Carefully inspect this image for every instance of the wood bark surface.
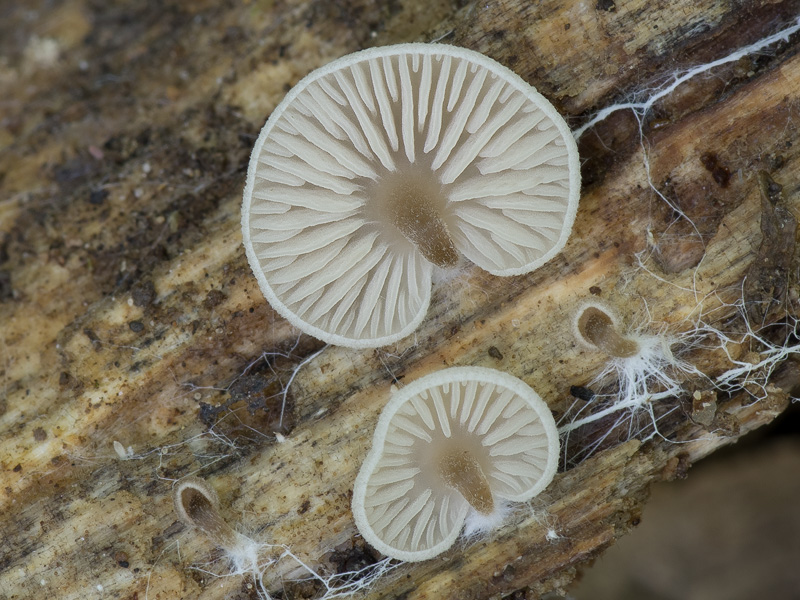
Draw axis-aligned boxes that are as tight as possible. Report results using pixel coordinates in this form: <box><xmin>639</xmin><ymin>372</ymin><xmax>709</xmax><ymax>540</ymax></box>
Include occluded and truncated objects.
<box><xmin>1</xmin><ymin>0</ymin><xmax>799</xmax><ymax>598</ymax></box>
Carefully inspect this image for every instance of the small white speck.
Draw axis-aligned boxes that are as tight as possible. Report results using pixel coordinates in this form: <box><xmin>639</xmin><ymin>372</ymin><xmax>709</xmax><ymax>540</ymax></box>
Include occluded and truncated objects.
<box><xmin>142</xmin><ymin>162</ymin><xmax>151</xmax><ymax>174</ymax></box>
<box><xmin>40</xmin><ymin>579</ymin><xmax>46</xmax><ymax>586</ymax></box>
<box><xmin>127</xmin><ymin>298</ymin><xmax>134</xmax><ymax>307</ymax></box>
<box><xmin>97</xmin><ymin>584</ymin><xmax>104</xmax><ymax>591</ymax></box>
<box><xmin>134</xmin><ymin>188</ymin><xmax>144</xmax><ymax>199</ymax></box>
<box><xmin>113</xmin><ymin>440</ymin><xmax>126</xmax><ymax>459</ymax></box>
<box><xmin>275</xmin><ymin>432</ymin><xmax>286</xmax><ymax>443</ymax></box>
<box><xmin>194</xmin><ymin>392</ymin><xmax>202</xmax><ymax>400</ymax></box>
<box><xmin>79</xmin><ymin>60</ymin><xmax>89</xmax><ymax>71</ymax></box>
<box><xmin>113</xmin><ymin>440</ymin><xmax>134</xmax><ymax>460</ymax></box>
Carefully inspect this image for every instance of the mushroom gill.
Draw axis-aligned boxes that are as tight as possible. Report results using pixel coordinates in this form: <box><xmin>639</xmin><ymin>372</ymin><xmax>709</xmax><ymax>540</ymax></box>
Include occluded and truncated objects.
<box><xmin>242</xmin><ymin>43</ymin><xmax>581</xmax><ymax>348</ymax></box>
<box><xmin>352</xmin><ymin>367</ymin><xmax>560</xmax><ymax>562</ymax></box>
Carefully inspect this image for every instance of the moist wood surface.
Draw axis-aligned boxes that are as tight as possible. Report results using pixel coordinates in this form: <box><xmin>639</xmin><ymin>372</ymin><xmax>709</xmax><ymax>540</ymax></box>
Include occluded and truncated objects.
<box><xmin>1</xmin><ymin>1</ymin><xmax>799</xmax><ymax>598</ymax></box>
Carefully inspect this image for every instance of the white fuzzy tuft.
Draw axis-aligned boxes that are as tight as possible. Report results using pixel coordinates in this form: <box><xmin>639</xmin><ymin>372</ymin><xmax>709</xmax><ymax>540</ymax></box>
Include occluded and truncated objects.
<box><xmin>429</xmin><ymin>255</ymin><xmax>471</xmax><ymax>286</ymax></box>
<box><xmin>461</xmin><ymin>500</ymin><xmax>514</xmax><ymax>539</ymax></box>
<box><xmin>562</xmin><ymin>309</ymin><xmax>707</xmax><ymax>436</ymax></box>
<box><xmin>224</xmin><ymin>533</ymin><xmax>263</xmax><ymax>578</ymax></box>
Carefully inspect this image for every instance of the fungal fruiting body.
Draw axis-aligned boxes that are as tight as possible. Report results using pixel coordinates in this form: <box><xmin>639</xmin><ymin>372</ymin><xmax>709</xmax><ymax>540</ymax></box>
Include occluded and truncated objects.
<box><xmin>352</xmin><ymin>367</ymin><xmax>559</xmax><ymax>562</ymax></box>
<box><xmin>173</xmin><ymin>477</ymin><xmax>260</xmax><ymax>575</ymax></box>
<box><xmin>242</xmin><ymin>43</ymin><xmax>581</xmax><ymax>348</ymax></box>
<box><xmin>570</xmin><ymin>301</ymin><xmax>699</xmax><ymax>420</ymax></box>
<box><xmin>576</xmin><ymin>305</ymin><xmax>640</xmax><ymax>358</ymax></box>
<box><xmin>172</xmin><ymin>477</ymin><xmax>399</xmax><ymax>600</ymax></box>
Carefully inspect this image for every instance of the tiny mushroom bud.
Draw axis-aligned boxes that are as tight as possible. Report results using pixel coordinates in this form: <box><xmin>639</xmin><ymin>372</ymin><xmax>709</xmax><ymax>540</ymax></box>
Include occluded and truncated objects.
<box><xmin>564</xmin><ymin>300</ymin><xmax>703</xmax><ymax>427</ymax></box>
<box><xmin>242</xmin><ymin>43</ymin><xmax>580</xmax><ymax>348</ymax></box>
<box><xmin>173</xmin><ymin>476</ymin><xmax>239</xmax><ymax>552</ymax></box>
<box><xmin>576</xmin><ymin>304</ymin><xmax>640</xmax><ymax>358</ymax></box>
<box><xmin>352</xmin><ymin>366</ymin><xmax>559</xmax><ymax>562</ymax></box>
<box><xmin>173</xmin><ymin>477</ymin><xmax>264</xmax><ymax>582</ymax></box>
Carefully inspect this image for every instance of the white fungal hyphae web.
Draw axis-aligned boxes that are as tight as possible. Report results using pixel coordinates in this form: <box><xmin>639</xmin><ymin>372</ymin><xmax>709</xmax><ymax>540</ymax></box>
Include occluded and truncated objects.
<box><xmin>558</xmin><ymin>309</ymin><xmax>708</xmax><ymax>465</ymax></box>
<box><xmin>139</xmin><ymin>427</ymin><xmax>398</xmax><ymax>599</ymax></box>
<box><xmin>572</xmin><ymin>16</ymin><xmax>800</xmax><ymax>141</ymax></box>
<box><xmin>187</xmin><ymin>543</ymin><xmax>398</xmax><ymax>600</ymax></box>
<box><xmin>572</xmin><ymin>15</ymin><xmax>800</xmax><ymax>272</ymax></box>
<box><xmin>704</xmin><ymin>300</ymin><xmax>800</xmax><ymax>401</ymax></box>
<box><xmin>558</xmin><ymin>292</ymin><xmax>800</xmax><ymax>465</ymax></box>
<box><xmin>112</xmin><ymin>343</ymin><xmax>364</xmax><ymax>600</ymax></box>
<box><xmin>559</xmin><ymin>17</ymin><xmax>800</xmax><ymax>463</ymax></box>
<box><xmin>151</xmin><ymin>529</ymin><xmax>398</xmax><ymax>600</ymax></box>
<box><xmin>244</xmin><ymin>44</ymin><xmax>578</xmax><ymax>347</ymax></box>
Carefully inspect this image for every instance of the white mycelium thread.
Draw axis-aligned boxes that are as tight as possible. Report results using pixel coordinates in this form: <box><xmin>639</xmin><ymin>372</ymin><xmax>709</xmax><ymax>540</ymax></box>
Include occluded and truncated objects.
<box><xmin>242</xmin><ymin>43</ymin><xmax>580</xmax><ymax>348</ymax></box>
<box><xmin>352</xmin><ymin>367</ymin><xmax>559</xmax><ymax>562</ymax></box>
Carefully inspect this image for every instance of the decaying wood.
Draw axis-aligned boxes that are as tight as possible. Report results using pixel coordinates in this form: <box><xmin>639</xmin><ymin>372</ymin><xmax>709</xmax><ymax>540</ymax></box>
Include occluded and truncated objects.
<box><xmin>1</xmin><ymin>0</ymin><xmax>799</xmax><ymax>598</ymax></box>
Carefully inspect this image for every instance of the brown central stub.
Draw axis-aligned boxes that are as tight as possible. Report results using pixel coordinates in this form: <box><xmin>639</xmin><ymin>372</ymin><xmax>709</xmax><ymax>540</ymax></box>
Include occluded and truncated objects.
<box><xmin>371</xmin><ymin>168</ymin><xmax>459</xmax><ymax>268</ymax></box>
<box><xmin>438</xmin><ymin>448</ymin><xmax>494</xmax><ymax>515</ymax></box>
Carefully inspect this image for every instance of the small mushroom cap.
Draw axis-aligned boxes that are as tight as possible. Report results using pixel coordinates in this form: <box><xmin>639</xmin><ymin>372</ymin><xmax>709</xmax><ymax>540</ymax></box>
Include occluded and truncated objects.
<box><xmin>242</xmin><ymin>43</ymin><xmax>580</xmax><ymax>348</ymax></box>
<box><xmin>573</xmin><ymin>300</ymin><xmax>640</xmax><ymax>357</ymax></box>
<box><xmin>352</xmin><ymin>366</ymin><xmax>559</xmax><ymax>562</ymax></box>
<box><xmin>173</xmin><ymin>477</ymin><xmax>239</xmax><ymax>550</ymax></box>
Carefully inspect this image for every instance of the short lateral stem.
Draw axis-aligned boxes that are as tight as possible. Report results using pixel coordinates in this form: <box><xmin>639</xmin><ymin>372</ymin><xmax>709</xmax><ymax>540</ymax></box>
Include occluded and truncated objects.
<box><xmin>374</xmin><ymin>168</ymin><xmax>459</xmax><ymax>269</ymax></box>
<box><xmin>438</xmin><ymin>448</ymin><xmax>494</xmax><ymax>515</ymax></box>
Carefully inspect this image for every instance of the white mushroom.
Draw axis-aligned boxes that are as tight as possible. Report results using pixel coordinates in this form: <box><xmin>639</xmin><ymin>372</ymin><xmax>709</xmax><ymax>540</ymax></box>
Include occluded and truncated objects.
<box><xmin>173</xmin><ymin>477</ymin><xmax>262</xmax><ymax>576</ymax></box>
<box><xmin>242</xmin><ymin>43</ymin><xmax>581</xmax><ymax>347</ymax></box>
<box><xmin>352</xmin><ymin>366</ymin><xmax>559</xmax><ymax>562</ymax></box>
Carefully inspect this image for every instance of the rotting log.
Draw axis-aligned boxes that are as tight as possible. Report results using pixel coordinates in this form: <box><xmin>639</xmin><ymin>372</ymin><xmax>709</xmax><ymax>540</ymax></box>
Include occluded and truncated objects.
<box><xmin>1</xmin><ymin>0</ymin><xmax>799</xmax><ymax>598</ymax></box>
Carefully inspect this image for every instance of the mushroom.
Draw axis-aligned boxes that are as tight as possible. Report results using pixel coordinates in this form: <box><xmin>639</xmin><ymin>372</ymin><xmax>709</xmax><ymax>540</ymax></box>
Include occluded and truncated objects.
<box><xmin>242</xmin><ymin>43</ymin><xmax>580</xmax><ymax>348</ymax></box>
<box><xmin>564</xmin><ymin>300</ymin><xmax>702</xmax><ymax>434</ymax></box>
<box><xmin>575</xmin><ymin>303</ymin><xmax>640</xmax><ymax>358</ymax></box>
<box><xmin>352</xmin><ymin>366</ymin><xmax>559</xmax><ymax>561</ymax></box>
<box><xmin>173</xmin><ymin>476</ymin><xmax>242</xmax><ymax>552</ymax></box>
<box><xmin>173</xmin><ymin>476</ymin><xmax>260</xmax><ymax>573</ymax></box>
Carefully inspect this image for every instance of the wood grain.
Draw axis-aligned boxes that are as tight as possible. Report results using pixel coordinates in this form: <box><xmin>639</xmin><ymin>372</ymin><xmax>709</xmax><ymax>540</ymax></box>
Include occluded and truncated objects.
<box><xmin>1</xmin><ymin>0</ymin><xmax>798</xmax><ymax>598</ymax></box>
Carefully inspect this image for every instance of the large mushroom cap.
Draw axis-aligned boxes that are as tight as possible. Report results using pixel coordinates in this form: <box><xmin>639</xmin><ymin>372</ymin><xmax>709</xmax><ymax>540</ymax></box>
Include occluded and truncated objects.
<box><xmin>352</xmin><ymin>366</ymin><xmax>559</xmax><ymax>562</ymax></box>
<box><xmin>242</xmin><ymin>43</ymin><xmax>580</xmax><ymax>348</ymax></box>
